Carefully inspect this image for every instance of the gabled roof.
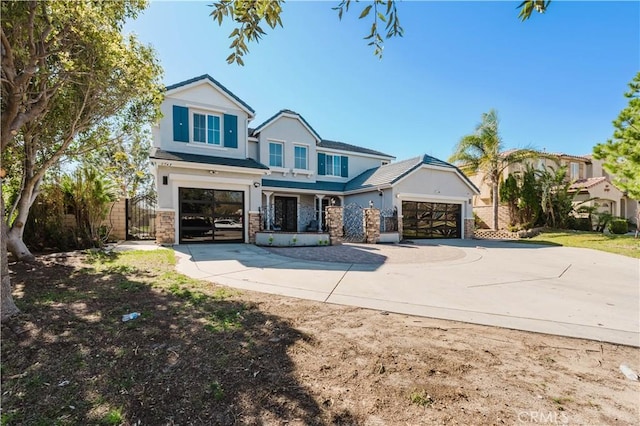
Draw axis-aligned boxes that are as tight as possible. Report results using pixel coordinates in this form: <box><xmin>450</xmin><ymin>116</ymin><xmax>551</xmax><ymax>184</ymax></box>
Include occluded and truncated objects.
<box><xmin>569</xmin><ymin>177</ymin><xmax>607</xmax><ymax>190</ymax></box>
<box><xmin>165</xmin><ymin>74</ymin><xmax>255</xmax><ymax>115</ymax></box>
<box><xmin>318</xmin><ymin>140</ymin><xmax>393</xmax><ymax>158</ymax></box>
<box><xmin>345</xmin><ymin>154</ymin><xmax>479</xmax><ymax>193</ymax></box>
<box><xmin>252</xmin><ymin>109</ymin><xmax>322</xmax><ymax>141</ymax></box>
<box><xmin>262</xmin><ymin>179</ymin><xmax>346</xmax><ymax>192</ymax></box>
<box><xmin>151</xmin><ymin>149</ymin><xmax>269</xmax><ymax>170</ymax></box>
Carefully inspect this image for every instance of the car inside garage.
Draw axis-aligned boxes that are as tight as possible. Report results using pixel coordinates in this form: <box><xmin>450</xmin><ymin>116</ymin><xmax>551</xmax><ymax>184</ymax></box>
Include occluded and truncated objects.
<box><xmin>179</xmin><ymin>188</ymin><xmax>244</xmax><ymax>243</ymax></box>
<box><xmin>402</xmin><ymin>201</ymin><xmax>461</xmax><ymax>239</ymax></box>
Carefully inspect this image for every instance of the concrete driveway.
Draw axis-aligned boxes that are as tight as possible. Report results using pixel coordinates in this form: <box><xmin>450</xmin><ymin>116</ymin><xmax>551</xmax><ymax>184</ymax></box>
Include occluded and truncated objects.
<box><xmin>168</xmin><ymin>240</ymin><xmax>640</xmax><ymax>347</ymax></box>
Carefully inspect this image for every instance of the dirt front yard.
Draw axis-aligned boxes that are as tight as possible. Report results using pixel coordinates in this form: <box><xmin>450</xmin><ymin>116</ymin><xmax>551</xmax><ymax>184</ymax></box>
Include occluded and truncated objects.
<box><xmin>2</xmin><ymin>249</ymin><xmax>638</xmax><ymax>425</ymax></box>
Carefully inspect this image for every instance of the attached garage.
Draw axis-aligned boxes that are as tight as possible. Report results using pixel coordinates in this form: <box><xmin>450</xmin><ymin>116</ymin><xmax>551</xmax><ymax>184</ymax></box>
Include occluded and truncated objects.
<box><xmin>179</xmin><ymin>188</ymin><xmax>244</xmax><ymax>243</ymax></box>
<box><xmin>402</xmin><ymin>201</ymin><xmax>461</xmax><ymax>239</ymax></box>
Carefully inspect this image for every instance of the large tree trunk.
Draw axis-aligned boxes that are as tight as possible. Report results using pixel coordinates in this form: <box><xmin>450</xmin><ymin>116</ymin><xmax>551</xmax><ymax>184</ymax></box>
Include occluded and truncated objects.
<box><xmin>1</xmin><ymin>185</ymin><xmax>21</xmax><ymax>322</ymax></box>
<box><xmin>5</xmin><ymin>175</ymin><xmax>40</xmax><ymax>262</ymax></box>
<box><xmin>492</xmin><ymin>182</ymin><xmax>499</xmax><ymax>230</ymax></box>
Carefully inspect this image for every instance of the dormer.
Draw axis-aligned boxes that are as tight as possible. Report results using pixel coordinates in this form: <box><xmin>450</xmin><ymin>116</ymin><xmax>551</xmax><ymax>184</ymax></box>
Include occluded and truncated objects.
<box><xmin>153</xmin><ymin>74</ymin><xmax>255</xmax><ymax>160</ymax></box>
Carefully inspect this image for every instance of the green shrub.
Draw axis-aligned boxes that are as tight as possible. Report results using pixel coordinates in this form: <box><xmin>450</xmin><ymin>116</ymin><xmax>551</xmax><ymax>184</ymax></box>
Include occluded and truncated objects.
<box><xmin>569</xmin><ymin>217</ymin><xmax>592</xmax><ymax>232</ymax></box>
<box><xmin>608</xmin><ymin>219</ymin><xmax>628</xmax><ymax>235</ymax></box>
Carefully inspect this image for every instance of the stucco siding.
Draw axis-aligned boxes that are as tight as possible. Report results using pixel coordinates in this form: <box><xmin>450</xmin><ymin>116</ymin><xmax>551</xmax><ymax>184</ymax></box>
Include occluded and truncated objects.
<box><xmin>157</xmin><ymin>83</ymin><xmax>250</xmax><ymax>159</ymax></box>
<box><xmin>258</xmin><ymin>116</ymin><xmax>318</xmax><ymax>182</ymax></box>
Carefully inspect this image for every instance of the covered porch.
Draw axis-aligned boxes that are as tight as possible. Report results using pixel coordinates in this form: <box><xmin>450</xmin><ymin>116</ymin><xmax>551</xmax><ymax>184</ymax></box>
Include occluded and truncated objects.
<box><xmin>255</xmin><ymin>185</ymin><xmax>342</xmax><ymax>246</ymax></box>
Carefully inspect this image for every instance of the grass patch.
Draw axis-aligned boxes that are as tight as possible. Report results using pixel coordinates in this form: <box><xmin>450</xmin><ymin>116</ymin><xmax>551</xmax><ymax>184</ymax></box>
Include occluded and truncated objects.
<box><xmin>209</xmin><ymin>381</ymin><xmax>224</xmax><ymax>401</ymax></box>
<box><xmin>100</xmin><ymin>407</ymin><xmax>124</xmax><ymax>425</ymax></box>
<box><xmin>409</xmin><ymin>389</ymin><xmax>434</xmax><ymax>407</ymax></box>
<box><xmin>517</xmin><ymin>230</ymin><xmax>639</xmax><ymax>258</ymax></box>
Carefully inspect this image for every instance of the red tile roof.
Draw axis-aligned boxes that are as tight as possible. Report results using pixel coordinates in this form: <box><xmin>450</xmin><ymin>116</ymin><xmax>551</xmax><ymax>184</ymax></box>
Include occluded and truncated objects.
<box><xmin>569</xmin><ymin>177</ymin><xmax>607</xmax><ymax>190</ymax></box>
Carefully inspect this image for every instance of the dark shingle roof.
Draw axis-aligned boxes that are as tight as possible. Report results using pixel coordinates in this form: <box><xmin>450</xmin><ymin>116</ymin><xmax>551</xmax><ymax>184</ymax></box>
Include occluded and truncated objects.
<box><xmin>345</xmin><ymin>154</ymin><xmax>479</xmax><ymax>193</ymax></box>
<box><xmin>165</xmin><ymin>74</ymin><xmax>255</xmax><ymax>115</ymax></box>
<box><xmin>252</xmin><ymin>109</ymin><xmax>322</xmax><ymax>140</ymax></box>
<box><xmin>262</xmin><ymin>179</ymin><xmax>345</xmax><ymax>192</ymax></box>
<box><xmin>318</xmin><ymin>140</ymin><xmax>393</xmax><ymax>158</ymax></box>
<box><xmin>151</xmin><ymin>149</ymin><xmax>269</xmax><ymax>170</ymax></box>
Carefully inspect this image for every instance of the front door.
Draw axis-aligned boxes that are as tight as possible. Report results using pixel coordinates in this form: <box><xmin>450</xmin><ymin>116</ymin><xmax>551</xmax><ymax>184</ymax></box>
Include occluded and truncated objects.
<box><xmin>274</xmin><ymin>196</ymin><xmax>297</xmax><ymax>232</ymax></box>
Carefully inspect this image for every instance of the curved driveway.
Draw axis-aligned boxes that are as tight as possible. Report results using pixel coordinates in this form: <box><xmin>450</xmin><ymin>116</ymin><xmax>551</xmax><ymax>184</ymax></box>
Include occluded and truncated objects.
<box><xmin>170</xmin><ymin>240</ymin><xmax>640</xmax><ymax>347</ymax></box>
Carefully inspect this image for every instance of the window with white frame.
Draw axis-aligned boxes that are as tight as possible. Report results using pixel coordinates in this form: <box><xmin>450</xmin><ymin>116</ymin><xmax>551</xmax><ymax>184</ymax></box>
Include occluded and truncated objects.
<box><xmin>294</xmin><ymin>145</ymin><xmax>308</xmax><ymax>169</ymax></box>
<box><xmin>570</xmin><ymin>162</ymin><xmax>580</xmax><ymax>180</ymax></box>
<box><xmin>269</xmin><ymin>142</ymin><xmax>284</xmax><ymax>167</ymax></box>
<box><xmin>325</xmin><ymin>154</ymin><xmax>341</xmax><ymax>176</ymax></box>
<box><xmin>192</xmin><ymin>112</ymin><xmax>221</xmax><ymax>145</ymax></box>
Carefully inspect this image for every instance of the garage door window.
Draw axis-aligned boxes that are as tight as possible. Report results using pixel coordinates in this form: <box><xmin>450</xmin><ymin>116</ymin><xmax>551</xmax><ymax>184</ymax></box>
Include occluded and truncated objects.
<box><xmin>402</xmin><ymin>201</ymin><xmax>461</xmax><ymax>239</ymax></box>
<box><xmin>179</xmin><ymin>188</ymin><xmax>244</xmax><ymax>243</ymax></box>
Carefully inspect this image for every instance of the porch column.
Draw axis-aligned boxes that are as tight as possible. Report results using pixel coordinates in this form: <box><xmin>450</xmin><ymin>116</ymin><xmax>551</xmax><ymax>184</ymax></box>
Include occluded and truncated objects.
<box><xmin>316</xmin><ymin>194</ymin><xmax>325</xmax><ymax>232</ymax></box>
<box><xmin>263</xmin><ymin>191</ymin><xmax>273</xmax><ymax>230</ymax></box>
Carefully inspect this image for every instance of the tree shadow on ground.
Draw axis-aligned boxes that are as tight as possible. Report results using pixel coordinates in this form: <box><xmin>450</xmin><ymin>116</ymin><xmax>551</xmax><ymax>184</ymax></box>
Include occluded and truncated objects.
<box><xmin>1</xmin><ymin>251</ymin><xmax>337</xmax><ymax>425</ymax></box>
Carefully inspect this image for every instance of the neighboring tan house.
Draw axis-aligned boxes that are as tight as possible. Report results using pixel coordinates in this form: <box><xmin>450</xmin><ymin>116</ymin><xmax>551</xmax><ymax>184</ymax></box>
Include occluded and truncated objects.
<box><xmin>150</xmin><ymin>74</ymin><xmax>479</xmax><ymax>244</ymax></box>
<box><xmin>470</xmin><ymin>151</ymin><xmax>639</xmax><ymax>229</ymax></box>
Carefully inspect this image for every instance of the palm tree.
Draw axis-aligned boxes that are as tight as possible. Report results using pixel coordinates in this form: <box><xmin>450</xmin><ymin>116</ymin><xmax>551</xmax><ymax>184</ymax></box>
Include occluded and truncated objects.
<box><xmin>449</xmin><ymin>109</ymin><xmax>535</xmax><ymax>230</ymax></box>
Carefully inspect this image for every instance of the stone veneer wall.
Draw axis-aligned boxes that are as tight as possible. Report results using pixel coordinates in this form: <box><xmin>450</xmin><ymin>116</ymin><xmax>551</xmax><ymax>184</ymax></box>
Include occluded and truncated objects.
<box><xmin>325</xmin><ymin>206</ymin><xmax>343</xmax><ymax>245</ymax></box>
<box><xmin>248</xmin><ymin>212</ymin><xmax>260</xmax><ymax>243</ymax></box>
<box><xmin>463</xmin><ymin>218</ymin><xmax>475</xmax><ymax>239</ymax></box>
<box><xmin>397</xmin><ymin>215</ymin><xmax>404</xmax><ymax>240</ymax></box>
<box><xmin>363</xmin><ymin>208</ymin><xmax>380</xmax><ymax>244</ymax></box>
<box><xmin>156</xmin><ymin>210</ymin><xmax>175</xmax><ymax>245</ymax></box>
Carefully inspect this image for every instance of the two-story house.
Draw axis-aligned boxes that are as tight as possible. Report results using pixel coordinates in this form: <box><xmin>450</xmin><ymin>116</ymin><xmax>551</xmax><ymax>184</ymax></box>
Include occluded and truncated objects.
<box><xmin>150</xmin><ymin>75</ymin><xmax>478</xmax><ymax>244</ymax></box>
<box><xmin>471</xmin><ymin>151</ymin><xmax>638</xmax><ymax>229</ymax></box>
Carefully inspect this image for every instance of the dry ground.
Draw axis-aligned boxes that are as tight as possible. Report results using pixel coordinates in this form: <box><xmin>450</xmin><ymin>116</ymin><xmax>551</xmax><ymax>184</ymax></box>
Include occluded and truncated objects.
<box><xmin>1</xmin><ymin>249</ymin><xmax>638</xmax><ymax>425</ymax></box>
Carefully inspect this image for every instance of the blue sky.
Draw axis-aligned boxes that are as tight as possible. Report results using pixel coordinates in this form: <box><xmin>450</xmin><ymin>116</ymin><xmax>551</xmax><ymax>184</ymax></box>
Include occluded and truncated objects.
<box><xmin>125</xmin><ymin>1</ymin><xmax>639</xmax><ymax>162</ymax></box>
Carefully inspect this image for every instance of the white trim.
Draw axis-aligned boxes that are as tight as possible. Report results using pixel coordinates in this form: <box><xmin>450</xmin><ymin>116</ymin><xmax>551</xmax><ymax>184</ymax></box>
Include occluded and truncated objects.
<box><xmin>152</xmin><ymin>159</ymin><xmax>268</xmax><ymax>175</ymax></box>
<box><xmin>396</xmin><ymin>192</ymin><xmax>469</xmax><ymax>203</ymax></box>
<box><xmin>186</xmin><ymin>103</ymin><xmax>226</xmax><ymax>114</ymax></box>
<box><xmin>293</xmin><ymin>143</ymin><xmax>309</xmax><ymax>171</ymax></box>
<box><xmin>393</xmin><ymin>164</ymin><xmax>479</xmax><ymax>195</ymax></box>
<box><xmin>260</xmin><ymin>186</ymin><xmax>343</xmax><ymax>196</ymax></box>
<box><xmin>268</xmin><ymin>140</ymin><xmax>285</xmax><ymax>168</ymax></box>
<box><xmin>156</xmin><ymin>207</ymin><xmax>175</xmax><ymax>212</ymax></box>
<box><xmin>169</xmin><ymin>173</ymin><xmax>255</xmax><ymax>186</ymax></box>
<box><xmin>344</xmin><ymin>184</ymin><xmax>393</xmax><ymax>196</ymax></box>
<box><xmin>191</xmin><ymin>110</ymin><xmax>223</xmax><ymax>146</ymax></box>
<box><xmin>397</xmin><ymin>196</ymin><xmax>469</xmax><ymax>239</ymax></box>
<box><xmin>317</xmin><ymin>147</ymin><xmax>394</xmax><ymax>161</ymax></box>
<box><xmin>165</xmin><ymin>79</ymin><xmax>255</xmax><ymax>118</ymax></box>
<box><xmin>171</xmin><ymin>179</ymin><xmax>251</xmax><ymax>243</ymax></box>
<box><xmin>254</xmin><ymin>112</ymin><xmax>321</xmax><ymax>142</ymax></box>
<box><xmin>292</xmin><ymin>169</ymin><xmax>313</xmax><ymax>177</ymax></box>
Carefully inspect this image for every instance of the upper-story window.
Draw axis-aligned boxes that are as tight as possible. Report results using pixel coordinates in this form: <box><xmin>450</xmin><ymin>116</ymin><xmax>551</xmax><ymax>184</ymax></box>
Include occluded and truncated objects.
<box><xmin>570</xmin><ymin>162</ymin><xmax>580</xmax><ymax>180</ymax></box>
<box><xmin>294</xmin><ymin>145</ymin><xmax>308</xmax><ymax>169</ymax></box>
<box><xmin>318</xmin><ymin>152</ymin><xmax>348</xmax><ymax>177</ymax></box>
<box><xmin>173</xmin><ymin>105</ymin><xmax>238</xmax><ymax>148</ymax></box>
<box><xmin>269</xmin><ymin>142</ymin><xmax>284</xmax><ymax>167</ymax></box>
<box><xmin>193</xmin><ymin>112</ymin><xmax>221</xmax><ymax>145</ymax></box>
<box><xmin>325</xmin><ymin>154</ymin><xmax>342</xmax><ymax>176</ymax></box>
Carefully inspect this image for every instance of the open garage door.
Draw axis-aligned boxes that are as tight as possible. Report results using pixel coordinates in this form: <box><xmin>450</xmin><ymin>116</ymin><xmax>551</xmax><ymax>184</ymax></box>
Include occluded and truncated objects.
<box><xmin>402</xmin><ymin>201</ymin><xmax>461</xmax><ymax>239</ymax></box>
